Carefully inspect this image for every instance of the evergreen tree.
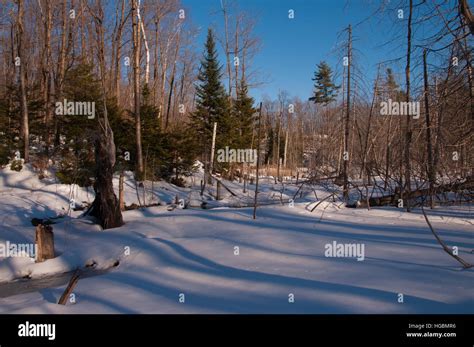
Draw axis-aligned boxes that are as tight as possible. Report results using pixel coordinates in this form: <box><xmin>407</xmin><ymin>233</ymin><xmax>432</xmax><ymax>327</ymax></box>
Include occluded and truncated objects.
<box><xmin>385</xmin><ymin>68</ymin><xmax>398</xmax><ymax>91</ymax></box>
<box><xmin>56</xmin><ymin>63</ymin><xmax>129</xmax><ymax>187</ymax></box>
<box><xmin>383</xmin><ymin>68</ymin><xmax>405</xmax><ymax>101</ymax></box>
<box><xmin>232</xmin><ymin>79</ymin><xmax>255</xmax><ymax>149</ymax></box>
<box><xmin>0</xmin><ymin>96</ymin><xmax>12</xmax><ymax>166</ymax></box>
<box><xmin>164</xmin><ymin>125</ymin><xmax>200</xmax><ymax>186</ymax></box>
<box><xmin>138</xmin><ymin>85</ymin><xmax>198</xmax><ymax>183</ymax></box>
<box><xmin>140</xmin><ymin>84</ymin><xmax>163</xmax><ymax>177</ymax></box>
<box><xmin>309</xmin><ymin>61</ymin><xmax>339</xmax><ymax>105</ymax></box>
<box><xmin>191</xmin><ymin>28</ymin><xmax>230</xmax><ymax>154</ymax></box>
<box><xmin>55</xmin><ymin>64</ymin><xmax>102</xmax><ymax>186</ymax></box>
<box><xmin>264</xmin><ymin>123</ymin><xmax>275</xmax><ymax>165</ymax></box>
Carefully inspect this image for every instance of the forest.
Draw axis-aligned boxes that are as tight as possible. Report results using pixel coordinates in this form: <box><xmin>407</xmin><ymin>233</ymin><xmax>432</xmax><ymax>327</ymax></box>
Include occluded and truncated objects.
<box><xmin>0</xmin><ymin>0</ymin><xmax>472</xmax><ymax>316</ymax></box>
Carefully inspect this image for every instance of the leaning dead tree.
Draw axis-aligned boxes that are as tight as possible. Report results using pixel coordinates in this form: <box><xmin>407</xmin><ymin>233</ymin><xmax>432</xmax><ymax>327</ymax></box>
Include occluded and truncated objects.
<box><xmin>85</xmin><ymin>0</ymin><xmax>123</xmax><ymax>230</ymax></box>
<box><xmin>421</xmin><ymin>205</ymin><xmax>472</xmax><ymax>269</ymax></box>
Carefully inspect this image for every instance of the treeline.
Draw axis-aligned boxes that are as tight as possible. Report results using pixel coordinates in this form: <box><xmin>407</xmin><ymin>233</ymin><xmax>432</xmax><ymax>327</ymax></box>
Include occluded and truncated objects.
<box><xmin>257</xmin><ymin>0</ymin><xmax>473</xmax><ymax>209</ymax></box>
<box><xmin>0</xmin><ymin>0</ymin><xmax>259</xmax><ymax>186</ymax></box>
<box><xmin>0</xmin><ymin>0</ymin><xmax>472</xmax><ymax>219</ymax></box>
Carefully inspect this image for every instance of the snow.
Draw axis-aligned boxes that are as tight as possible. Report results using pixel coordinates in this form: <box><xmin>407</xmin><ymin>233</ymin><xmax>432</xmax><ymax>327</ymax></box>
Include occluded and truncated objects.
<box><xmin>0</xmin><ymin>164</ymin><xmax>473</xmax><ymax>313</ymax></box>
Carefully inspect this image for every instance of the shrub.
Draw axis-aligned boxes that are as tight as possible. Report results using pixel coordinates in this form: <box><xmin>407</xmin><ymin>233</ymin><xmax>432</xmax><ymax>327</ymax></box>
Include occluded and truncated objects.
<box><xmin>10</xmin><ymin>159</ymin><xmax>23</xmax><ymax>171</ymax></box>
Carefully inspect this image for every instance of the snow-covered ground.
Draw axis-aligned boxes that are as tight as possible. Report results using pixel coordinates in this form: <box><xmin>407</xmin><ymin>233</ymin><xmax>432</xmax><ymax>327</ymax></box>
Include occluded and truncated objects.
<box><xmin>0</xmin><ymin>164</ymin><xmax>473</xmax><ymax>313</ymax></box>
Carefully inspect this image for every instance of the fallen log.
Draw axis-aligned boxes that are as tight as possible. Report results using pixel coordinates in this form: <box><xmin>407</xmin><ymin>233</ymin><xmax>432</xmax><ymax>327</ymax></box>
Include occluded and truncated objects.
<box><xmin>355</xmin><ymin>179</ymin><xmax>474</xmax><ymax>208</ymax></box>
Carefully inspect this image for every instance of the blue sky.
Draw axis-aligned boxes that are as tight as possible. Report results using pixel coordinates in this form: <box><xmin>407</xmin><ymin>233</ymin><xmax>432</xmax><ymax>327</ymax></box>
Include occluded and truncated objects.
<box><xmin>181</xmin><ymin>0</ymin><xmax>402</xmax><ymax>101</ymax></box>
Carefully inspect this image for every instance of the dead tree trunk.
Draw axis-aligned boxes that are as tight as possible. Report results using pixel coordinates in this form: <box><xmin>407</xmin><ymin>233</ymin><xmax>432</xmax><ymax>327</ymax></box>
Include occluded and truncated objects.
<box><xmin>86</xmin><ymin>0</ymin><xmax>124</xmax><ymax>230</ymax></box>
<box><xmin>404</xmin><ymin>0</ymin><xmax>413</xmax><ymax>212</ymax></box>
<box><xmin>132</xmin><ymin>0</ymin><xmax>144</xmax><ymax>178</ymax></box>
<box><xmin>113</xmin><ymin>0</ymin><xmax>126</xmax><ymax>99</ymax></box>
<box><xmin>165</xmin><ymin>25</ymin><xmax>181</xmax><ymax>130</ymax></box>
<box><xmin>459</xmin><ymin>0</ymin><xmax>474</xmax><ymax>36</ymax></box>
<box><xmin>89</xmin><ymin>124</ymin><xmax>124</xmax><ymax>229</ymax></box>
<box><xmin>276</xmin><ymin>110</ymin><xmax>282</xmax><ymax>182</ymax></box>
<box><xmin>38</xmin><ymin>0</ymin><xmax>53</xmax><ymax>153</ymax></box>
<box><xmin>54</xmin><ymin>0</ymin><xmax>69</xmax><ymax>148</ymax></box>
<box><xmin>17</xmin><ymin>0</ymin><xmax>29</xmax><ymax>163</ymax></box>
<box><xmin>253</xmin><ymin>102</ymin><xmax>262</xmax><ymax>219</ymax></box>
<box><xmin>361</xmin><ymin>66</ymin><xmax>380</xmax><ymax>184</ymax></box>
<box><xmin>343</xmin><ymin>24</ymin><xmax>352</xmax><ymax>201</ymax></box>
<box><xmin>423</xmin><ymin>49</ymin><xmax>435</xmax><ymax>208</ymax></box>
<box><xmin>221</xmin><ymin>0</ymin><xmax>233</xmax><ymax>102</ymax></box>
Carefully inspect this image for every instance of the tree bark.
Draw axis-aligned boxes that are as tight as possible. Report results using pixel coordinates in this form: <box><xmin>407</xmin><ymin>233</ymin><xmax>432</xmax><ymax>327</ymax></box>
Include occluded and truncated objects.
<box><xmin>137</xmin><ymin>0</ymin><xmax>150</xmax><ymax>85</ymax></box>
<box><xmin>113</xmin><ymin>0</ymin><xmax>126</xmax><ymax>99</ymax></box>
<box><xmin>253</xmin><ymin>102</ymin><xmax>262</xmax><ymax>219</ymax></box>
<box><xmin>404</xmin><ymin>0</ymin><xmax>413</xmax><ymax>212</ymax></box>
<box><xmin>423</xmin><ymin>49</ymin><xmax>435</xmax><ymax>208</ymax></box>
<box><xmin>343</xmin><ymin>24</ymin><xmax>352</xmax><ymax>200</ymax></box>
<box><xmin>17</xmin><ymin>0</ymin><xmax>29</xmax><ymax>163</ymax></box>
<box><xmin>221</xmin><ymin>0</ymin><xmax>233</xmax><ymax>101</ymax></box>
<box><xmin>361</xmin><ymin>66</ymin><xmax>380</xmax><ymax>184</ymax></box>
<box><xmin>132</xmin><ymin>0</ymin><xmax>144</xmax><ymax>178</ymax></box>
<box><xmin>54</xmin><ymin>0</ymin><xmax>68</xmax><ymax>148</ymax></box>
<box><xmin>459</xmin><ymin>0</ymin><xmax>474</xmax><ymax>36</ymax></box>
<box><xmin>35</xmin><ymin>224</ymin><xmax>55</xmax><ymax>262</ymax></box>
<box><xmin>165</xmin><ymin>24</ymin><xmax>182</xmax><ymax>129</ymax></box>
<box><xmin>38</xmin><ymin>0</ymin><xmax>53</xmax><ymax>153</ymax></box>
<box><xmin>86</xmin><ymin>0</ymin><xmax>124</xmax><ymax>229</ymax></box>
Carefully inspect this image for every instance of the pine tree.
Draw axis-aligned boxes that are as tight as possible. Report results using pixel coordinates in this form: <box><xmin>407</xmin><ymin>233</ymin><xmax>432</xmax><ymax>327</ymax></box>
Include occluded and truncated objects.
<box><xmin>55</xmin><ymin>64</ymin><xmax>102</xmax><ymax>186</ymax></box>
<box><xmin>191</xmin><ymin>29</ymin><xmax>230</xmax><ymax>152</ymax></box>
<box><xmin>139</xmin><ymin>85</ymin><xmax>198</xmax><ymax>182</ymax></box>
<box><xmin>385</xmin><ymin>68</ymin><xmax>398</xmax><ymax>91</ymax></box>
<box><xmin>232</xmin><ymin>79</ymin><xmax>255</xmax><ymax>149</ymax></box>
<box><xmin>309</xmin><ymin>61</ymin><xmax>339</xmax><ymax>105</ymax></box>
<box><xmin>383</xmin><ymin>68</ymin><xmax>404</xmax><ymax>101</ymax></box>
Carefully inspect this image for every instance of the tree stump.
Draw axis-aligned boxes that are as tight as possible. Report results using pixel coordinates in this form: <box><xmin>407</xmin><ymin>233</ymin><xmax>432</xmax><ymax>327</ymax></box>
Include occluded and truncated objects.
<box><xmin>35</xmin><ymin>224</ymin><xmax>55</xmax><ymax>262</ymax></box>
<box><xmin>216</xmin><ymin>180</ymin><xmax>222</xmax><ymax>200</ymax></box>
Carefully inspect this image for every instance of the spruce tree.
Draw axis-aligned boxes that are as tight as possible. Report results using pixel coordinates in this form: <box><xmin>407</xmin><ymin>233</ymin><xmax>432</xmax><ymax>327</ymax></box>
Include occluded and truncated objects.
<box><xmin>383</xmin><ymin>68</ymin><xmax>404</xmax><ymax>101</ymax></box>
<box><xmin>309</xmin><ymin>61</ymin><xmax>339</xmax><ymax>105</ymax></box>
<box><xmin>55</xmin><ymin>64</ymin><xmax>102</xmax><ymax>186</ymax></box>
<box><xmin>232</xmin><ymin>79</ymin><xmax>255</xmax><ymax>149</ymax></box>
<box><xmin>191</xmin><ymin>28</ymin><xmax>230</xmax><ymax>155</ymax></box>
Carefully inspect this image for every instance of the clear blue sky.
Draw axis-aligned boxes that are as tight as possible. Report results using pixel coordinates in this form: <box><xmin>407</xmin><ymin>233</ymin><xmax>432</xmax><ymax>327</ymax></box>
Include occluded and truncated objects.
<box><xmin>181</xmin><ymin>0</ymin><xmax>401</xmax><ymax>101</ymax></box>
